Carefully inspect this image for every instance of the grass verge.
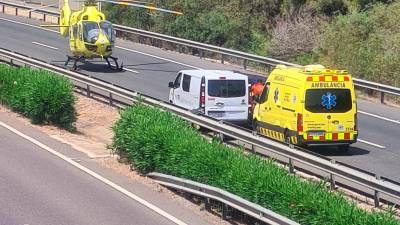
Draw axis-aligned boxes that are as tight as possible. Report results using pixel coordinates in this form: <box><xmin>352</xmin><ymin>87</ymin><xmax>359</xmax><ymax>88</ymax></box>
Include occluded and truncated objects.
<box><xmin>111</xmin><ymin>103</ymin><xmax>399</xmax><ymax>225</ymax></box>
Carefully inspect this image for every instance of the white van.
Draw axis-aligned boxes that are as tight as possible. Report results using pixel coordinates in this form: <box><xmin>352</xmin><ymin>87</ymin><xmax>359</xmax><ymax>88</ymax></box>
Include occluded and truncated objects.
<box><xmin>168</xmin><ymin>70</ymin><xmax>250</xmax><ymax>124</ymax></box>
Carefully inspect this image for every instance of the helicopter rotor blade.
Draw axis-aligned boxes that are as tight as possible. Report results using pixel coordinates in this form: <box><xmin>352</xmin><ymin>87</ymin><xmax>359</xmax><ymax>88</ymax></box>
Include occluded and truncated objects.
<box><xmin>41</xmin><ymin>25</ymin><xmax>70</xmax><ymax>27</ymax></box>
<box><xmin>101</xmin><ymin>0</ymin><xmax>182</xmax><ymax>15</ymax></box>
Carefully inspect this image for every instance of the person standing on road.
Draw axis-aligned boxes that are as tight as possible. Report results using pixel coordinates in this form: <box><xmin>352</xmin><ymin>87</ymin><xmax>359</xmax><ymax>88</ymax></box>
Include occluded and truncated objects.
<box><xmin>251</xmin><ymin>79</ymin><xmax>264</xmax><ymax>101</ymax></box>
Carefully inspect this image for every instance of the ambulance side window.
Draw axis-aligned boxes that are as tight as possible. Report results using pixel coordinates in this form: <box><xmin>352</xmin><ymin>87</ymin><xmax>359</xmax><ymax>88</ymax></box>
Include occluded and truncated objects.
<box><xmin>259</xmin><ymin>82</ymin><xmax>270</xmax><ymax>103</ymax></box>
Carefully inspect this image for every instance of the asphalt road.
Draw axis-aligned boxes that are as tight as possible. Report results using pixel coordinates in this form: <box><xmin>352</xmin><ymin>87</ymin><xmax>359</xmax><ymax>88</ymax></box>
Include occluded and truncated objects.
<box><xmin>1</xmin><ymin>13</ymin><xmax>400</xmax><ymax>181</ymax></box>
<box><xmin>0</xmin><ymin>126</ymin><xmax>176</xmax><ymax>225</ymax></box>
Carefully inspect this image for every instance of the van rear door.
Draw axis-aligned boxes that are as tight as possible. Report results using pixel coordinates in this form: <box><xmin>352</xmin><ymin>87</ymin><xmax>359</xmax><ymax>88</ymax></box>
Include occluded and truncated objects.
<box><xmin>304</xmin><ymin>88</ymin><xmax>354</xmax><ymax>140</ymax></box>
<box><xmin>205</xmin><ymin>79</ymin><xmax>248</xmax><ymax>122</ymax></box>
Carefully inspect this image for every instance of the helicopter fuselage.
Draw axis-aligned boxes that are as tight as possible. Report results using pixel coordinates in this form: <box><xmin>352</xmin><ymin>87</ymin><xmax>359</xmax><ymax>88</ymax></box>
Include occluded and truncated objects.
<box><xmin>55</xmin><ymin>0</ymin><xmax>181</xmax><ymax>70</ymax></box>
<box><xmin>66</xmin><ymin>5</ymin><xmax>115</xmax><ymax>59</ymax></box>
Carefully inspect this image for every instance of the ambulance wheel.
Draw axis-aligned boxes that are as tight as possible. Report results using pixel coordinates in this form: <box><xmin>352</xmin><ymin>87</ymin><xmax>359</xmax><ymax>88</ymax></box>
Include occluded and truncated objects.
<box><xmin>337</xmin><ymin>145</ymin><xmax>350</xmax><ymax>153</ymax></box>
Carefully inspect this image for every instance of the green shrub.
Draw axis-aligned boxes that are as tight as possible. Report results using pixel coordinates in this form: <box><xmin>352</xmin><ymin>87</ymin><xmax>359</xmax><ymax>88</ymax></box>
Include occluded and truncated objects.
<box><xmin>318</xmin><ymin>2</ymin><xmax>400</xmax><ymax>87</ymax></box>
<box><xmin>357</xmin><ymin>0</ymin><xmax>393</xmax><ymax>10</ymax></box>
<box><xmin>112</xmin><ymin>103</ymin><xmax>399</xmax><ymax>225</ymax></box>
<box><xmin>317</xmin><ymin>0</ymin><xmax>348</xmax><ymax>15</ymax></box>
<box><xmin>0</xmin><ymin>65</ymin><xmax>77</xmax><ymax>131</ymax></box>
<box><xmin>103</xmin><ymin>0</ymin><xmax>283</xmax><ymax>54</ymax></box>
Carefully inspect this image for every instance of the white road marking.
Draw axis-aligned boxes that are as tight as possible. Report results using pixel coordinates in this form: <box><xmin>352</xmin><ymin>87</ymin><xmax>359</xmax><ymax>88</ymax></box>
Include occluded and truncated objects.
<box><xmin>2</xmin><ymin>16</ymin><xmax>400</xmax><ymax>126</ymax></box>
<box><xmin>0</xmin><ymin>17</ymin><xmax>58</xmax><ymax>33</ymax></box>
<box><xmin>116</xmin><ymin>46</ymin><xmax>201</xmax><ymax>70</ymax></box>
<box><xmin>124</xmin><ymin>67</ymin><xmax>139</xmax><ymax>74</ymax></box>
<box><xmin>32</xmin><ymin>41</ymin><xmax>58</xmax><ymax>50</ymax></box>
<box><xmin>358</xmin><ymin>139</ymin><xmax>386</xmax><ymax>149</ymax></box>
<box><xmin>0</xmin><ymin>121</ymin><xmax>188</xmax><ymax>225</ymax></box>
<box><xmin>358</xmin><ymin>110</ymin><xmax>400</xmax><ymax>125</ymax></box>
<box><xmin>102</xmin><ymin>63</ymin><xmax>139</xmax><ymax>74</ymax></box>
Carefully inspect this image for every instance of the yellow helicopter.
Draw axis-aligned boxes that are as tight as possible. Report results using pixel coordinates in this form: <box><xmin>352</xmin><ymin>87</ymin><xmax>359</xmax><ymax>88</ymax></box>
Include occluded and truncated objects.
<box><xmin>44</xmin><ymin>0</ymin><xmax>182</xmax><ymax>71</ymax></box>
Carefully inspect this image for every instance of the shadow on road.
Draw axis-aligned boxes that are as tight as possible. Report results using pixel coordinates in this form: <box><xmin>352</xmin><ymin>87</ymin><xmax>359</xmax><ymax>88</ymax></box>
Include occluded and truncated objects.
<box><xmin>50</xmin><ymin>60</ymin><xmax>124</xmax><ymax>73</ymax></box>
<box><xmin>308</xmin><ymin>146</ymin><xmax>369</xmax><ymax>157</ymax></box>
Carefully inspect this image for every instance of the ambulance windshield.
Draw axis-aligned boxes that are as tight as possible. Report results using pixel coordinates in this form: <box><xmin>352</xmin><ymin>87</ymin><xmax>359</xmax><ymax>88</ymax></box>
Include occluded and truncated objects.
<box><xmin>305</xmin><ymin>89</ymin><xmax>352</xmax><ymax>113</ymax></box>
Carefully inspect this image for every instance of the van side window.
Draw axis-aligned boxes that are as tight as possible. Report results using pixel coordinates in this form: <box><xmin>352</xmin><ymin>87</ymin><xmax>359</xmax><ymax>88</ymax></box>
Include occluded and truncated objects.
<box><xmin>260</xmin><ymin>82</ymin><xmax>270</xmax><ymax>103</ymax></box>
<box><xmin>174</xmin><ymin>73</ymin><xmax>182</xmax><ymax>88</ymax></box>
<box><xmin>182</xmin><ymin>74</ymin><xmax>191</xmax><ymax>92</ymax></box>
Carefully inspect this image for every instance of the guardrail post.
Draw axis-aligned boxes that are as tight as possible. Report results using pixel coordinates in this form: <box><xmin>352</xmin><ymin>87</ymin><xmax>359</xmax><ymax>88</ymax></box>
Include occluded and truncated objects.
<box><xmin>221</xmin><ymin>203</ymin><xmax>231</xmax><ymax>220</ymax></box>
<box><xmin>329</xmin><ymin>173</ymin><xmax>336</xmax><ymax>190</ymax></box>
<box><xmin>203</xmin><ymin>197</ymin><xmax>211</xmax><ymax>211</ymax></box>
<box><xmin>374</xmin><ymin>175</ymin><xmax>381</xmax><ymax>207</ymax></box>
<box><xmin>288</xmin><ymin>158</ymin><xmax>294</xmax><ymax>174</ymax></box>
<box><xmin>243</xmin><ymin>59</ymin><xmax>248</xmax><ymax>70</ymax></box>
<box><xmin>251</xmin><ymin>131</ymin><xmax>257</xmax><ymax>153</ymax></box>
<box><xmin>29</xmin><ymin>11</ymin><xmax>32</xmax><ymax>18</ymax></box>
<box><xmin>2</xmin><ymin>5</ymin><xmax>5</xmax><ymax>13</ymax></box>
<box><xmin>43</xmin><ymin>14</ymin><xmax>46</xmax><ymax>22</ymax></box>
<box><xmin>15</xmin><ymin>7</ymin><xmax>18</xmax><ymax>16</ymax></box>
<box><xmin>10</xmin><ymin>59</ymin><xmax>14</xmax><ymax>66</ymax></box>
<box><xmin>57</xmin><ymin>17</ymin><xmax>60</xmax><ymax>24</ymax></box>
<box><xmin>221</xmin><ymin>55</ymin><xmax>224</xmax><ymax>64</ymax></box>
<box><xmin>86</xmin><ymin>84</ymin><xmax>91</xmax><ymax>97</ymax></box>
<box><xmin>109</xmin><ymin>92</ymin><xmax>113</xmax><ymax>106</ymax></box>
<box><xmin>380</xmin><ymin>92</ymin><xmax>385</xmax><ymax>104</ymax></box>
<box><xmin>178</xmin><ymin>45</ymin><xmax>182</xmax><ymax>54</ymax></box>
<box><xmin>199</xmin><ymin>50</ymin><xmax>204</xmax><ymax>59</ymax></box>
<box><xmin>213</xmin><ymin>120</ymin><xmax>225</xmax><ymax>142</ymax></box>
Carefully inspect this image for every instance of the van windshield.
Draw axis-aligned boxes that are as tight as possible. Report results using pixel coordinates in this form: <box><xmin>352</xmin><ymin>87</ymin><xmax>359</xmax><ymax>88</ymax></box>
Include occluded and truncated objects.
<box><xmin>305</xmin><ymin>89</ymin><xmax>352</xmax><ymax>113</ymax></box>
<box><xmin>208</xmin><ymin>80</ymin><xmax>246</xmax><ymax>98</ymax></box>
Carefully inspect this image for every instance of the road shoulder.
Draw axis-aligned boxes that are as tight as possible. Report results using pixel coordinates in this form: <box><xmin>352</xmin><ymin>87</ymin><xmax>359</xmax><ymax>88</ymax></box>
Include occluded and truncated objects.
<box><xmin>0</xmin><ymin>97</ymin><xmax>227</xmax><ymax>225</ymax></box>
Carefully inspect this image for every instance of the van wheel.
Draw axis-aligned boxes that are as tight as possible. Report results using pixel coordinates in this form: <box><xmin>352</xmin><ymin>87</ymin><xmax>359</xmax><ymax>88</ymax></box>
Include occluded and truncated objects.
<box><xmin>337</xmin><ymin>145</ymin><xmax>350</xmax><ymax>153</ymax></box>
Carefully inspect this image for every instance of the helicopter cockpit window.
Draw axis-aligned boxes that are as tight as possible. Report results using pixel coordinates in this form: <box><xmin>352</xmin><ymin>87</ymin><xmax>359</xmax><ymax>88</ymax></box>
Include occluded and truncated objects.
<box><xmin>82</xmin><ymin>21</ymin><xmax>100</xmax><ymax>44</ymax></box>
<box><xmin>100</xmin><ymin>21</ymin><xmax>114</xmax><ymax>43</ymax></box>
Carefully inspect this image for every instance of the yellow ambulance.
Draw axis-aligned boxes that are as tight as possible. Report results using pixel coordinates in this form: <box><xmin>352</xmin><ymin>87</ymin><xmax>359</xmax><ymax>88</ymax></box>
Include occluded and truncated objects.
<box><xmin>252</xmin><ymin>65</ymin><xmax>358</xmax><ymax>151</ymax></box>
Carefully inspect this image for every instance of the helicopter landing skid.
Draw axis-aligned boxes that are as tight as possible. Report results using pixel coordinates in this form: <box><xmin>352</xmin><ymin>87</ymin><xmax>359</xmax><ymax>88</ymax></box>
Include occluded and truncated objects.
<box><xmin>65</xmin><ymin>55</ymin><xmax>84</xmax><ymax>71</ymax></box>
<box><xmin>105</xmin><ymin>56</ymin><xmax>123</xmax><ymax>72</ymax></box>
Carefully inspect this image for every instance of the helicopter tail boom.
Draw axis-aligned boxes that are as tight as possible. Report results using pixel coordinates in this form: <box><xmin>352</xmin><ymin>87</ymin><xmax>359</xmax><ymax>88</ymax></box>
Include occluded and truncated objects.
<box><xmin>59</xmin><ymin>0</ymin><xmax>71</xmax><ymax>37</ymax></box>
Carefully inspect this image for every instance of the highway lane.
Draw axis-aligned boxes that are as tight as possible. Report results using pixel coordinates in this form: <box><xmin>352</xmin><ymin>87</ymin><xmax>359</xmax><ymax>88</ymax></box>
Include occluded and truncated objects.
<box><xmin>0</xmin><ymin>124</ymin><xmax>181</xmax><ymax>225</ymax></box>
<box><xmin>1</xmin><ymin>13</ymin><xmax>400</xmax><ymax>181</ymax></box>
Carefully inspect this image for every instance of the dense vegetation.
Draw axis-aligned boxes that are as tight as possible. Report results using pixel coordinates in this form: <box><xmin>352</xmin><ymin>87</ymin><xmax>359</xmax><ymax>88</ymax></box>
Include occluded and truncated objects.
<box><xmin>104</xmin><ymin>0</ymin><xmax>399</xmax><ymax>87</ymax></box>
<box><xmin>111</xmin><ymin>103</ymin><xmax>399</xmax><ymax>225</ymax></box>
<box><xmin>0</xmin><ymin>65</ymin><xmax>77</xmax><ymax>131</ymax></box>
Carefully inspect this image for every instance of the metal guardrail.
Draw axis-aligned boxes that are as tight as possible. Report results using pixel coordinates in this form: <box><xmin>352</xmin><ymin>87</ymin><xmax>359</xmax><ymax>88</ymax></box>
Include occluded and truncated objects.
<box><xmin>0</xmin><ymin>48</ymin><xmax>299</xmax><ymax>225</ymax></box>
<box><xmin>0</xmin><ymin>0</ymin><xmax>58</xmax><ymax>21</ymax></box>
<box><xmin>148</xmin><ymin>172</ymin><xmax>300</xmax><ymax>225</ymax></box>
<box><xmin>1</xmin><ymin>48</ymin><xmax>400</xmax><ymax>210</ymax></box>
<box><xmin>1</xmin><ymin>0</ymin><xmax>400</xmax><ymax>104</ymax></box>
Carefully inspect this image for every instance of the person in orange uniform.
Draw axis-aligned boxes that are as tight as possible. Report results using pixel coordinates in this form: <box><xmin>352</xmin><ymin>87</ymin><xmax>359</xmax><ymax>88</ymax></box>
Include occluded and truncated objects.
<box><xmin>249</xmin><ymin>79</ymin><xmax>264</xmax><ymax>117</ymax></box>
<box><xmin>251</xmin><ymin>79</ymin><xmax>264</xmax><ymax>100</ymax></box>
